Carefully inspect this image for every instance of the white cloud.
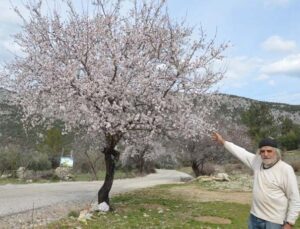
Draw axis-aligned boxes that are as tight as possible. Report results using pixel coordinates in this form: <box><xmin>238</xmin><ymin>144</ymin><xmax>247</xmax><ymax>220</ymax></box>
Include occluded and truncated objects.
<box><xmin>225</xmin><ymin>56</ymin><xmax>263</xmax><ymax>80</ymax></box>
<box><xmin>218</xmin><ymin>56</ymin><xmax>263</xmax><ymax>89</ymax></box>
<box><xmin>261</xmin><ymin>54</ymin><xmax>300</xmax><ymax>77</ymax></box>
<box><xmin>261</xmin><ymin>35</ymin><xmax>297</xmax><ymax>53</ymax></box>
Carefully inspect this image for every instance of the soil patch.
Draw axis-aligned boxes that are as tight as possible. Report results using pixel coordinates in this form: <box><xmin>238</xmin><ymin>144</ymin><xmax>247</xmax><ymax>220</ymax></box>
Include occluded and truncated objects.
<box><xmin>170</xmin><ymin>186</ymin><xmax>252</xmax><ymax>204</ymax></box>
<box><xmin>195</xmin><ymin>215</ymin><xmax>231</xmax><ymax>224</ymax></box>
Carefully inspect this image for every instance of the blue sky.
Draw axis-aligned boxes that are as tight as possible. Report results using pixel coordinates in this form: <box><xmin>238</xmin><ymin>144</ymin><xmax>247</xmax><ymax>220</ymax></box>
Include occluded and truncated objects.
<box><xmin>1</xmin><ymin>0</ymin><xmax>300</xmax><ymax>104</ymax></box>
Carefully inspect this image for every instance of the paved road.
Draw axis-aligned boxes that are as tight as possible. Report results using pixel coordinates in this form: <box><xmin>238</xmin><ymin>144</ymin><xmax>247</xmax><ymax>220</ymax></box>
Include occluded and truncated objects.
<box><xmin>0</xmin><ymin>169</ymin><xmax>192</xmax><ymax>220</ymax></box>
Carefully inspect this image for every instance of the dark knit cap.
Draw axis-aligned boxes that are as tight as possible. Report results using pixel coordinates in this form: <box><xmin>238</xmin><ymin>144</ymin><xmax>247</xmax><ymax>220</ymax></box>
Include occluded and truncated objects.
<box><xmin>258</xmin><ymin>138</ymin><xmax>278</xmax><ymax>148</ymax></box>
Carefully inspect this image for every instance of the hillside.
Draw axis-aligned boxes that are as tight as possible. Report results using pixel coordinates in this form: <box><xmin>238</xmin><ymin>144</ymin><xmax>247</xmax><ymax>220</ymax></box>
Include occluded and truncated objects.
<box><xmin>0</xmin><ymin>88</ymin><xmax>26</xmax><ymax>146</ymax></box>
<box><xmin>1</xmin><ymin>88</ymin><xmax>300</xmax><ymax>147</ymax></box>
<box><xmin>216</xmin><ymin>94</ymin><xmax>300</xmax><ymax>124</ymax></box>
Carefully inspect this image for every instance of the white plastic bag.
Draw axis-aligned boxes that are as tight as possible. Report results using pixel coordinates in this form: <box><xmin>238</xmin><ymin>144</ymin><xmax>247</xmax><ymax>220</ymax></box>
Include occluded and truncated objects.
<box><xmin>98</xmin><ymin>201</ymin><xmax>110</xmax><ymax>212</ymax></box>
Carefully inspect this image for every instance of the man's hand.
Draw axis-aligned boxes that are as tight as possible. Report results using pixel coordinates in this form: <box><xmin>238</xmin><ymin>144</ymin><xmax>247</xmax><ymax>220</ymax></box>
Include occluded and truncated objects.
<box><xmin>283</xmin><ymin>222</ymin><xmax>293</xmax><ymax>229</ymax></box>
<box><xmin>212</xmin><ymin>132</ymin><xmax>225</xmax><ymax>145</ymax></box>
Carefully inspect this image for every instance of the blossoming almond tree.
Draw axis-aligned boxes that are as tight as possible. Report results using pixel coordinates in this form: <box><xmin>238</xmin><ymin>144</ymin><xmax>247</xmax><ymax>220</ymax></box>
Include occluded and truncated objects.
<box><xmin>2</xmin><ymin>0</ymin><xmax>227</xmax><ymax>209</ymax></box>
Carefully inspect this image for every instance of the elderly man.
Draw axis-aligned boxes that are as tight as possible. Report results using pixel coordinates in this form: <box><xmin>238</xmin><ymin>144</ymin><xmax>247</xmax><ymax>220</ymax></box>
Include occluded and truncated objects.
<box><xmin>212</xmin><ymin>132</ymin><xmax>300</xmax><ymax>229</ymax></box>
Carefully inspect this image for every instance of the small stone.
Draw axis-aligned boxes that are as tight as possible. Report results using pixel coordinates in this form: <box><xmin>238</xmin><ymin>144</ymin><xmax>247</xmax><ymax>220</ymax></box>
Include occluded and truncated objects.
<box><xmin>214</xmin><ymin>173</ymin><xmax>230</xmax><ymax>181</ymax></box>
<box><xmin>77</xmin><ymin>210</ymin><xmax>92</xmax><ymax>224</ymax></box>
<box><xmin>158</xmin><ymin>209</ymin><xmax>164</xmax><ymax>214</ymax></box>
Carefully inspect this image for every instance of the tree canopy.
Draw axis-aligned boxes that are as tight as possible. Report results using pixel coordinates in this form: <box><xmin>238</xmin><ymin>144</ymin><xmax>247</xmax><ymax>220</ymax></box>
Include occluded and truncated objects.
<box><xmin>1</xmin><ymin>0</ymin><xmax>227</xmax><ymax>207</ymax></box>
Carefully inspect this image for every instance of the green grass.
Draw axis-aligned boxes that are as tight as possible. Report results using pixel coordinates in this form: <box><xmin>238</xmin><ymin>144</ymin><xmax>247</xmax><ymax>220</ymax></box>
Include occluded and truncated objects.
<box><xmin>46</xmin><ymin>184</ymin><xmax>246</xmax><ymax>229</ymax></box>
<box><xmin>47</xmin><ymin>182</ymin><xmax>300</xmax><ymax>229</ymax></box>
<box><xmin>0</xmin><ymin>178</ymin><xmax>24</xmax><ymax>185</ymax></box>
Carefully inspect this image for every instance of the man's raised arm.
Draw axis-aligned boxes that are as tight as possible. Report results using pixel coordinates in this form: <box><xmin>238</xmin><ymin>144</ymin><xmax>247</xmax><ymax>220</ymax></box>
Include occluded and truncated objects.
<box><xmin>211</xmin><ymin>132</ymin><xmax>256</xmax><ymax>169</ymax></box>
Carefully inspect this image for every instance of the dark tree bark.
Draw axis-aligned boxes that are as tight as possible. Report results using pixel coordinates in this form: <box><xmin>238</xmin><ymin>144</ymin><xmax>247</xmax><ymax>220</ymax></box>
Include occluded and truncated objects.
<box><xmin>98</xmin><ymin>147</ymin><xmax>120</xmax><ymax>204</ymax></box>
<box><xmin>192</xmin><ymin>160</ymin><xmax>200</xmax><ymax>177</ymax></box>
<box><xmin>98</xmin><ymin>134</ymin><xmax>121</xmax><ymax>205</ymax></box>
<box><xmin>192</xmin><ymin>159</ymin><xmax>205</xmax><ymax>177</ymax></box>
<box><xmin>138</xmin><ymin>149</ymin><xmax>146</xmax><ymax>174</ymax></box>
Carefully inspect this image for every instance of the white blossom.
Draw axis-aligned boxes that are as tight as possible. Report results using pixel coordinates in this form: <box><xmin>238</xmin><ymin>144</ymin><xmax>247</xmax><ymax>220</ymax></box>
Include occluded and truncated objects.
<box><xmin>1</xmin><ymin>0</ymin><xmax>227</xmax><ymax>147</ymax></box>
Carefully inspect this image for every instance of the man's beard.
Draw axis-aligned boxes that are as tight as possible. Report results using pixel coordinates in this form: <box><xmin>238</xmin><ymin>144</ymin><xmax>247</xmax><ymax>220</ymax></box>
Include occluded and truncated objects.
<box><xmin>262</xmin><ymin>157</ymin><xmax>279</xmax><ymax>168</ymax></box>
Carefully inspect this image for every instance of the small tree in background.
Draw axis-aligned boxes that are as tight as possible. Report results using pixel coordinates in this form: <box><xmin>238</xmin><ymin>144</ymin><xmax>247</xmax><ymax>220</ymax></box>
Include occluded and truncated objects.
<box><xmin>0</xmin><ymin>145</ymin><xmax>22</xmax><ymax>176</ymax></box>
<box><xmin>37</xmin><ymin>123</ymin><xmax>74</xmax><ymax>168</ymax></box>
<box><xmin>241</xmin><ymin>103</ymin><xmax>300</xmax><ymax>151</ymax></box>
<box><xmin>72</xmin><ymin>133</ymin><xmax>105</xmax><ymax>180</ymax></box>
<box><xmin>278</xmin><ymin>117</ymin><xmax>300</xmax><ymax>150</ymax></box>
<box><xmin>241</xmin><ymin>103</ymin><xmax>276</xmax><ymax>144</ymax></box>
<box><xmin>177</xmin><ymin>113</ymin><xmax>253</xmax><ymax>177</ymax></box>
<box><xmin>2</xmin><ymin>0</ymin><xmax>227</xmax><ymax>208</ymax></box>
<box><xmin>121</xmin><ymin>140</ymin><xmax>170</xmax><ymax>174</ymax></box>
<box><xmin>38</xmin><ymin>127</ymin><xmax>63</xmax><ymax>168</ymax></box>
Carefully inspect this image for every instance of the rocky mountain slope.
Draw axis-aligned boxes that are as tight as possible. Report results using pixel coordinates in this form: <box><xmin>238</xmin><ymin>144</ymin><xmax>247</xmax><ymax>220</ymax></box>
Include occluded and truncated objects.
<box><xmin>1</xmin><ymin>88</ymin><xmax>300</xmax><ymax>146</ymax></box>
<box><xmin>216</xmin><ymin>94</ymin><xmax>300</xmax><ymax>124</ymax></box>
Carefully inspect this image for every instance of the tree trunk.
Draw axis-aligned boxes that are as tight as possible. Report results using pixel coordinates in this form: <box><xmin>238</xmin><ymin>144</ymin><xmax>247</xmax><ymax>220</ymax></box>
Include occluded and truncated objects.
<box><xmin>139</xmin><ymin>158</ymin><xmax>145</xmax><ymax>174</ymax></box>
<box><xmin>139</xmin><ymin>149</ymin><xmax>147</xmax><ymax>174</ymax></box>
<box><xmin>98</xmin><ymin>147</ymin><xmax>119</xmax><ymax>205</ymax></box>
<box><xmin>192</xmin><ymin>160</ymin><xmax>200</xmax><ymax>177</ymax></box>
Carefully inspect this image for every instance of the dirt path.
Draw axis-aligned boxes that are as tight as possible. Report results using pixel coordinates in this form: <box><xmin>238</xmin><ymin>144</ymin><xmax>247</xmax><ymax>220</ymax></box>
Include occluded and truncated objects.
<box><xmin>170</xmin><ymin>186</ymin><xmax>252</xmax><ymax>204</ymax></box>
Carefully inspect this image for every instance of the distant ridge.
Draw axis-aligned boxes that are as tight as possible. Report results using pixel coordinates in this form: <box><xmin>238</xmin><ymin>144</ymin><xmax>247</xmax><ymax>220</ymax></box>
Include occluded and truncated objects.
<box><xmin>0</xmin><ymin>88</ymin><xmax>299</xmax><ymax>146</ymax></box>
<box><xmin>215</xmin><ymin>93</ymin><xmax>300</xmax><ymax>124</ymax></box>
<box><xmin>219</xmin><ymin>93</ymin><xmax>300</xmax><ymax>110</ymax></box>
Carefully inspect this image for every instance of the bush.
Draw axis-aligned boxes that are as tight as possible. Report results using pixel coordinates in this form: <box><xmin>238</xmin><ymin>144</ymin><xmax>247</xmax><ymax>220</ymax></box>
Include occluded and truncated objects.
<box><xmin>290</xmin><ymin>161</ymin><xmax>300</xmax><ymax>172</ymax></box>
<box><xmin>201</xmin><ymin>163</ymin><xmax>215</xmax><ymax>176</ymax></box>
<box><xmin>68</xmin><ymin>210</ymin><xmax>79</xmax><ymax>218</ymax></box>
<box><xmin>192</xmin><ymin>161</ymin><xmax>215</xmax><ymax>177</ymax></box>
<box><xmin>0</xmin><ymin>145</ymin><xmax>22</xmax><ymax>174</ymax></box>
<box><xmin>278</xmin><ymin>131</ymin><xmax>299</xmax><ymax>151</ymax></box>
<box><xmin>25</xmin><ymin>151</ymin><xmax>52</xmax><ymax>171</ymax></box>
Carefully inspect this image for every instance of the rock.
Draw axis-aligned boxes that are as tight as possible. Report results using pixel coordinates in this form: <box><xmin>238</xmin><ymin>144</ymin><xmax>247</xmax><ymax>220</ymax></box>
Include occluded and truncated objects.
<box><xmin>77</xmin><ymin>210</ymin><xmax>92</xmax><ymax>224</ymax></box>
<box><xmin>98</xmin><ymin>202</ymin><xmax>110</xmax><ymax>212</ymax></box>
<box><xmin>24</xmin><ymin>170</ymin><xmax>34</xmax><ymax>180</ymax></box>
<box><xmin>214</xmin><ymin>173</ymin><xmax>230</xmax><ymax>181</ymax></box>
<box><xmin>180</xmin><ymin>176</ymin><xmax>193</xmax><ymax>182</ymax></box>
<box><xmin>16</xmin><ymin>167</ymin><xmax>26</xmax><ymax>180</ymax></box>
<box><xmin>90</xmin><ymin>202</ymin><xmax>99</xmax><ymax>212</ymax></box>
<box><xmin>0</xmin><ymin>174</ymin><xmax>12</xmax><ymax>179</ymax></box>
<box><xmin>55</xmin><ymin>167</ymin><xmax>73</xmax><ymax>181</ymax></box>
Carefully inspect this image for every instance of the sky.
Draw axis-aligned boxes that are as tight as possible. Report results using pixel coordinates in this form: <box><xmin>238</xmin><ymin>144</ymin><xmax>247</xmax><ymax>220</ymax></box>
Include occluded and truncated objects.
<box><xmin>0</xmin><ymin>0</ymin><xmax>300</xmax><ymax>105</ymax></box>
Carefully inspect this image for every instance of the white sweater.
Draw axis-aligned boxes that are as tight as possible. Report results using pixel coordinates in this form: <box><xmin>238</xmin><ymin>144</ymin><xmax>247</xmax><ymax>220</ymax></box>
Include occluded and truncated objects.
<box><xmin>224</xmin><ymin>141</ymin><xmax>300</xmax><ymax>225</ymax></box>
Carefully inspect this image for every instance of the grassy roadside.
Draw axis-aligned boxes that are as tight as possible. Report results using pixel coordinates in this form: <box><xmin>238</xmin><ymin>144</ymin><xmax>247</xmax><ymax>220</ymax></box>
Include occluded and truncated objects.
<box><xmin>47</xmin><ymin>180</ymin><xmax>300</xmax><ymax>229</ymax></box>
<box><xmin>0</xmin><ymin>178</ymin><xmax>24</xmax><ymax>185</ymax></box>
<box><xmin>46</xmin><ymin>179</ymin><xmax>300</xmax><ymax>229</ymax></box>
<box><xmin>47</xmin><ymin>184</ymin><xmax>250</xmax><ymax>229</ymax></box>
